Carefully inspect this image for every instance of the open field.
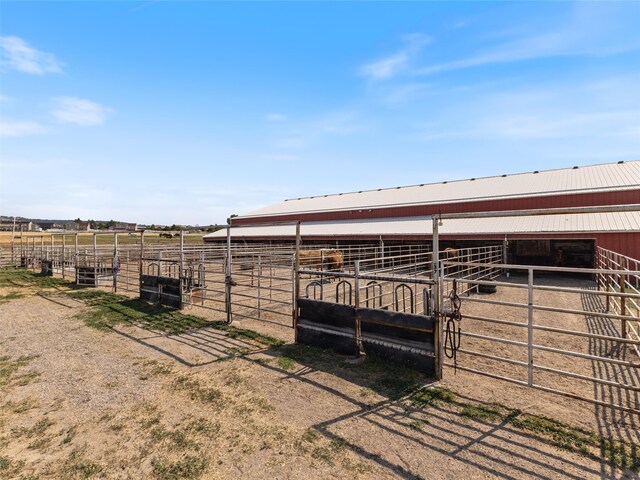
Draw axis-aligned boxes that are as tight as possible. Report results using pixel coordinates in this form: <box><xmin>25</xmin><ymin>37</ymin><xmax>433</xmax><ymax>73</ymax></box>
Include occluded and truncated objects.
<box><xmin>0</xmin><ymin>231</ymin><xmax>206</xmax><ymax>248</ymax></box>
<box><xmin>1</xmin><ymin>270</ymin><xmax>639</xmax><ymax>479</ymax></box>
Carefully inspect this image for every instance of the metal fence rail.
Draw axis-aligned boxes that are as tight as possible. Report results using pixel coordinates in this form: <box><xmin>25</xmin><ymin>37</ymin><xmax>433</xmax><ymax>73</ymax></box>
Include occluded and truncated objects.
<box><xmin>441</xmin><ymin>257</ymin><xmax>640</xmax><ymax>415</ymax></box>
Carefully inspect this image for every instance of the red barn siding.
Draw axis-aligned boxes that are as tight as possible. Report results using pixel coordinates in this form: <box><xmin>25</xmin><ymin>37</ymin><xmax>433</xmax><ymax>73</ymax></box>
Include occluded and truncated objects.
<box><xmin>233</xmin><ymin>189</ymin><xmax>640</xmax><ymax>225</ymax></box>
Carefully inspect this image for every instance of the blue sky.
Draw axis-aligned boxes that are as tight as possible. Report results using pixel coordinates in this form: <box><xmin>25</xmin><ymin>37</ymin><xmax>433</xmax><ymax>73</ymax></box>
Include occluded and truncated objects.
<box><xmin>1</xmin><ymin>1</ymin><xmax>639</xmax><ymax>225</ymax></box>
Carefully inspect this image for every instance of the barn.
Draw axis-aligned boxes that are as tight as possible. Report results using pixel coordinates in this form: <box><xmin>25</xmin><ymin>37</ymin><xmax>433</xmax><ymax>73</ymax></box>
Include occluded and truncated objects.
<box><xmin>204</xmin><ymin>160</ymin><xmax>640</xmax><ymax>264</ymax></box>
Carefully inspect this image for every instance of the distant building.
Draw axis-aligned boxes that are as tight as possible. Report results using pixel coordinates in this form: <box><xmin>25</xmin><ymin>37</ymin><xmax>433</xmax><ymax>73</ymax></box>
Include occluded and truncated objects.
<box><xmin>112</xmin><ymin>222</ymin><xmax>138</xmax><ymax>232</ymax></box>
<box><xmin>0</xmin><ymin>221</ymin><xmax>34</xmax><ymax>232</ymax></box>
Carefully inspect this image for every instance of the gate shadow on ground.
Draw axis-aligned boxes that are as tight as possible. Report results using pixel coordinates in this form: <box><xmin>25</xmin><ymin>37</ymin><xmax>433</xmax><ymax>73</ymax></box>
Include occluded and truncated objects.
<box><xmin>582</xmin><ymin>289</ymin><xmax>640</xmax><ymax>479</ymax></box>
<box><xmin>88</xmin><ymin>298</ymin><xmax>277</xmax><ymax>367</ymax></box>
<box><xmin>244</xmin><ymin>345</ymin><xmax>608</xmax><ymax>480</ymax></box>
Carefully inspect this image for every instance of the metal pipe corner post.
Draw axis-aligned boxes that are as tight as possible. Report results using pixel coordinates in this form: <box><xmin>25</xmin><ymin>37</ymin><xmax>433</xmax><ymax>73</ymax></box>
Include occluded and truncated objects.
<box><xmin>139</xmin><ymin>230</ymin><xmax>145</xmax><ymax>277</ymax></box>
<box><xmin>527</xmin><ymin>268</ymin><xmax>534</xmax><ymax>386</ymax></box>
<box><xmin>354</xmin><ymin>260</ymin><xmax>363</xmax><ymax>356</ymax></box>
<box><xmin>293</xmin><ymin>222</ymin><xmax>301</xmax><ymax>341</ymax></box>
<box><xmin>112</xmin><ymin>233</ymin><xmax>119</xmax><ymax>292</ymax></box>
<box><xmin>93</xmin><ymin>233</ymin><xmax>97</xmax><ymax>281</ymax></box>
<box><xmin>62</xmin><ymin>234</ymin><xmax>66</xmax><ymax>279</ymax></box>
<box><xmin>179</xmin><ymin>230</ymin><xmax>184</xmax><ymax>306</ymax></box>
<box><xmin>432</xmin><ymin>215</ymin><xmax>443</xmax><ymax>381</ymax></box>
<box><xmin>225</xmin><ymin>226</ymin><xmax>232</xmax><ymax>324</ymax></box>
<box><xmin>74</xmin><ymin>233</ymin><xmax>78</xmax><ymax>274</ymax></box>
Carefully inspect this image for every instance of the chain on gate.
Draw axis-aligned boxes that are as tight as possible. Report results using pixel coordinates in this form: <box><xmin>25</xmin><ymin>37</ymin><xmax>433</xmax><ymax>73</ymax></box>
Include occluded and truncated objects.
<box><xmin>444</xmin><ymin>278</ymin><xmax>462</xmax><ymax>372</ymax></box>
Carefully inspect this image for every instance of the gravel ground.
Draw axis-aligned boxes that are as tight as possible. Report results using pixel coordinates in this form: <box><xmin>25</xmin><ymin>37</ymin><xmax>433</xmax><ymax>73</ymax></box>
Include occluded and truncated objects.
<box><xmin>0</xmin><ymin>274</ymin><xmax>638</xmax><ymax>479</ymax></box>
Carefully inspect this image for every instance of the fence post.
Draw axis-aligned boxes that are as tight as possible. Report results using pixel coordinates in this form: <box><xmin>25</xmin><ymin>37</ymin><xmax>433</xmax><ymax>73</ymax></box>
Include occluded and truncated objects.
<box><xmin>606</xmin><ymin>253</ymin><xmax>612</xmax><ymax>312</ymax></box>
<box><xmin>113</xmin><ymin>233</ymin><xmax>119</xmax><ymax>293</ymax></box>
<box><xmin>139</xmin><ymin>230</ymin><xmax>145</xmax><ymax>278</ymax></box>
<box><xmin>93</xmin><ymin>233</ymin><xmax>97</xmax><ymax>283</ymax></box>
<box><xmin>527</xmin><ymin>268</ymin><xmax>534</xmax><ymax>387</ymax></box>
<box><xmin>432</xmin><ymin>216</ymin><xmax>442</xmax><ymax>381</ymax></box>
<box><xmin>62</xmin><ymin>234</ymin><xmax>66</xmax><ymax>279</ymax></box>
<box><xmin>225</xmin><ymin>226</ymin><xmax>232</xmax><ymax>324</ymax></box>
<box><xmin>179</xmin><ymin>230</ymin><xmax>184</xmax><ymax>304</ymax></box>
<box><xmin>621</xmin><ymin>257</ymin><xmax>627</xmax><ymax>339</ymax></box>
<box><xmin>354</xmin><ymin>260</ymin><xmax>363</xmax><ymax>356</ymax></box>
<box><xmin>293</xmin><ymin>222</ymin><xmax>301</xmax><ymax>339</ymax></box>
<box><xmin>257</xmin><ymin>255</ymin><xmax>262</xmax><ymax>320</ymax></box>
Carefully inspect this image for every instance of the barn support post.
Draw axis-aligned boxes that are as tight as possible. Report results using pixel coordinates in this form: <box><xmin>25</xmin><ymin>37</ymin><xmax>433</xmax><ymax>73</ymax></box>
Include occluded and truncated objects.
<box><xmin>293</xmin><ymin>222</ymin><xmax>301</xmax><ymax>339</ymax></box>
<box><xmin>621</xmin><ymin>257</ymin><xmax>627</xmax><ymax>339</ymax></box>
<box><xmin>432</xmin><ymin>215</ymin><xmax>443</xmax><ymax>381</ymax></box>
<box><xmin>379</xmin><ymin>236</ymin><xmax>385</xmax><ymax>269</ymax></box>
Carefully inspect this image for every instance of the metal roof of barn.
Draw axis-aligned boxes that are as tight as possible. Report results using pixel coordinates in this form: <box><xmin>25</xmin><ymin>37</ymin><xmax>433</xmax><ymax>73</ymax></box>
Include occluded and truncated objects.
<box><xmin>239</xmin><ymin>160</ymin><xmax>640</xmax><ymax>219</ymax></box>
<box><xmin>204</xmin><ymin>210</ymin><xmax>640</xmax><ymax>240</ymax></box>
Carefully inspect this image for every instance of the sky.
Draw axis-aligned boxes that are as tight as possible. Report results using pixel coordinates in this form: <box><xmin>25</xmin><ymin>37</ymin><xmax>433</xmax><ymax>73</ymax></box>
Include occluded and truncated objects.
<box><xmin>1</xmin><ymin>1</ymin><xmax>639</xmax><ymax>225</ymax></box>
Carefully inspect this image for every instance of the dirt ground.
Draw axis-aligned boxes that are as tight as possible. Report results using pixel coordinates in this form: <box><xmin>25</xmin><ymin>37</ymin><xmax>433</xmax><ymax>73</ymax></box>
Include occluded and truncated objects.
<box><xmin>1</xmin><ymin>270</ymin><xmax>639</xmax><ymax>479</ymax></box>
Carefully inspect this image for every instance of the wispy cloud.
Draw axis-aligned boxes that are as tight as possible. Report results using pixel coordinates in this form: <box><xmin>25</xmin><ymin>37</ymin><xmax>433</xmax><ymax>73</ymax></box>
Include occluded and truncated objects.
<box><xmin>0</xmin><ymin>36</ymin><xmax>63</xmax><ymax>74</ymax></box>
<box><xmin>360</xmin><ymin>34</ymin><xmax>430</xmax><ymax>80</ymax></box>
<box><xmin>51</xmin><ymin>97</ymin><xmax>112</xmax><ymax>126</ymax></box>
<box><xmin>265</xmin><ymin>113</ymin><xmax>287</xmax><ymax>122</ymax></box>
<box><xmin>0</xmin><ymin>119</ymin><xmax>48</xmax><ymax>137</ymax></box>
<box><xmin>415</xmin><ymin>3</ymin><xmax>640</xmax><ymax>76</ymax></box>
<box><xmin>264</xmin><ymin>153</ymin><xmax>298</xmax><ymax>162</ymax></box>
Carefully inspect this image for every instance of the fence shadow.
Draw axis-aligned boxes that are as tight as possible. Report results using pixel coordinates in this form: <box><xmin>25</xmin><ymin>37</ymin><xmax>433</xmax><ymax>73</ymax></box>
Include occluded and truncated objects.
<box><xmin>243</xmin><ymin>344</ymin><xmax>609</xmax><ymax>480</ymax></box>
<box><xmin>582</xmin><ymin>288</ymin><xmax>640</xmax><ymax>479</ymax></box>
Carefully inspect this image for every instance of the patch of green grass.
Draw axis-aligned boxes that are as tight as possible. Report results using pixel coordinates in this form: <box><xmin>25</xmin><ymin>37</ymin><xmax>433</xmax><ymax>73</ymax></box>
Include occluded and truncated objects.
<box><xmin>460</xmin><ymin>403</ymin><xmax>503</xmax><ymax>422</ymax></box>
<box><xmin>66</xmin><ymin>288</ymin><xmax>284</xmax><ymax>346</ymax></box>
<box><xmin>0</xmin><ymin>292</ymin><xmax>25</xmax><ymax>304</ymax></box>
<box><xmin>173</xmin><ymin>375</ymin><xmax>223</xmax><ymax>406</ymax></box>
<box><xmin>62</xmin><ymin>426</ymin><xmax>77</xmax><ymax>445</ymax></box>
<box><xmin>407</xmin><ymin>386</ymin><xmax>640</xmax><ymax>471</ymax></box>
<box><xmin>409</xmin><ymin>386</ymin><xmax>455</xmax><ymax>408</ymax></box>
<box><xmin>0</xmin><ymin>355</ymin><xmax>39</xmax><ymax>388</ymax></box>
<box><xmin>408</xmin><ymin>419</ymin><xmax>429</xmax><ymax>431</ymax></box>
<box><xmin>0</xmin><ymin>269</ymin><xmax>73</xmax><ymax>290</ymax></box>
<box><xmin>151</xmin><ymin>455</ymin><xmax>208</xmax><ymax>480</ymax></box>
<box><xmin>61</xmin><ymin>448</ymin><xmax>103</xmax><ymax>478</ymax></box>
<box><xmin>275</xmin><ymin>356</ymin><xmax>296</xmax><ymax>371</ymax></box>
<box><xmin>3</xmin><ymin>398</ymin><xmax>39</xmax><ymax>414</ymax></box>
<box><xmin>311</xmin><ymin>439</ymin><xmax>348</xmax><ymax>465</ymax></box>
<box><xmin>0</xmin><ymin>455</ymin><xmax>25</xmax><ymax>477</ymax></box>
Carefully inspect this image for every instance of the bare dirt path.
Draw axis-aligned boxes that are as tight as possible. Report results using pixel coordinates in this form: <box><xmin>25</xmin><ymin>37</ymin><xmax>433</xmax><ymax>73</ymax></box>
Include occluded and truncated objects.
<box><xmin>0</xmin><ymin>273</ymin><xmax>638</xmax><ymax>479</ymax></box>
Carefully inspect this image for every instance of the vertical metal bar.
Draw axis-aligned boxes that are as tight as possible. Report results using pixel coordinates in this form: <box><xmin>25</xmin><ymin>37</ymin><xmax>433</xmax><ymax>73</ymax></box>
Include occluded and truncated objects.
<box><xmin>354</xmin><ymin>260</ymin><xmax>363</xmax><ymax>356</ymax></box>
<box><xmin>225</xmin><ymin>226</ymin><xmax>232</xmax><ymax>324</ymax></box>
<box><xmin>179</xmin><ymin>230</ymin><xmax>184</xmax><ymax>304</ymax></box>
<box><xmin>74</xmin><ymin>233</ymin><xmax>78</xmax><ymax>276</ymax></box>
<box><xmin>257</xmin><ymin>255</ymin><xmax>261</xmax><ymax>319</ymax></box>
<box><xmin>606</xmin><ymin>253</ymin><xmax>612</xmax><ymax>312</ymax></box>
<box><xmin>432</xmin><ymin>216</ymin><xmax>442</xmax><ymax>381</ymax></box>
<box><xmin>113</xmin><ymin>233</ymin><xmax>118</xmax><ymax>292</ymax></box>
<box><xmin>139</xmin><ymin>230</ymin><xmax>145</xmax><ymax>277</ymax></box>
<box><xmin>527</xmin><ymin>268</ymin><xmax>534</xmax><ymax>386</ymax></box>
<box><xmin>621</xmin><ymin>257</ymin><xmax>627</xmax><ymax>339</ymax></box>
<box><xmin>62</xmin><ymin>234</ymin><xmax>66</xmax><ymax>279</ymax></box>
<box><xmin>293</xmin><ymin>222</ymin><xmax>301</xmax><ymax>338</ymax></box>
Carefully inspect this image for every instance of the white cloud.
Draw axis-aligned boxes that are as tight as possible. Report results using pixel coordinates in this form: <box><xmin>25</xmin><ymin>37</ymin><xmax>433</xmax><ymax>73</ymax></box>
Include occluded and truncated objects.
<box><xmin>360</xmin><ymin>34</ymin><xmax>430</xmax><ymax>80</ymax></box>
<box><xmin>51</xmin><ymin>97</ymin><xmax>112</xmax><ymax>126</ymax></box>
<box><xmin>0</xmin><ymin>36</ymin><xmax>63</xmax><ymax>74</ymax></box>
<box><xmin>265</xmin><ymin>113</ymin><xmax>287</xmax><ymax>122</ymax></box>
<box><xmin>0</xmin><ymin>119</ymin><xmax>48</xmax><ymax>137</ymax></box>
